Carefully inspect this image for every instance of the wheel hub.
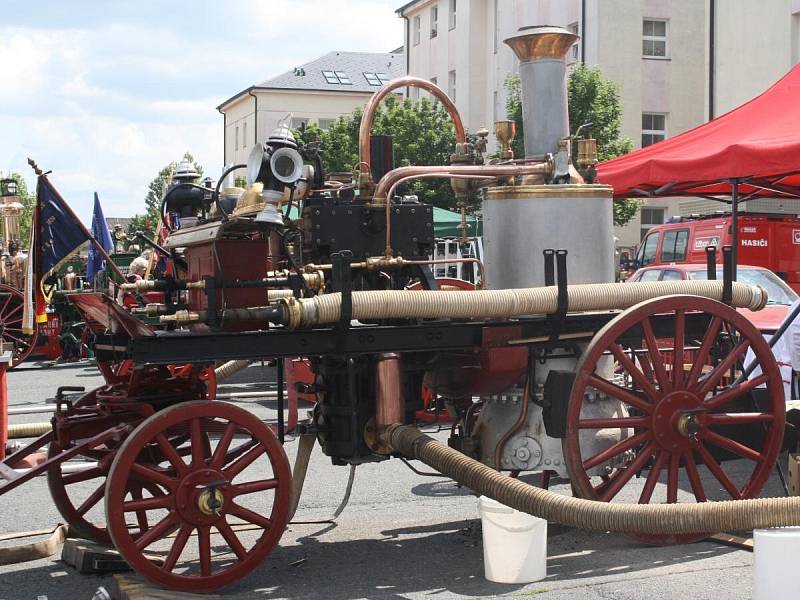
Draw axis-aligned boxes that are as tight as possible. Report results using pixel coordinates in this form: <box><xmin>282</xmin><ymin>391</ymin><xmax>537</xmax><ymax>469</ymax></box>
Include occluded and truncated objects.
<box><xmin>175</xmin><ymin>468</ymin><xmax>229</xmax><ymax>525</ymax></box>
<box><xmin>651</xmin><ymin>391</ymin><xmax>704</xmax><ymax>451</ymax></box>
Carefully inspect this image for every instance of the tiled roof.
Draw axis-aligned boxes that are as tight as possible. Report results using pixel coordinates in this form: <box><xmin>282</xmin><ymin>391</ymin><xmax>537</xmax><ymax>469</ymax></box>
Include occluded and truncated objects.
<box><xmin>257</xmin><ymin>51</ymin><xmax>405</xmax><ymax>93</ymax></box>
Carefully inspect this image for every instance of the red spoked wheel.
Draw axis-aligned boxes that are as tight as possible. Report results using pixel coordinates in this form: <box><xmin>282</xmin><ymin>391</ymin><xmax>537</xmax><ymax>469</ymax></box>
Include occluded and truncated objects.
<box><xmin>48</xmin><ymin>388</ymin><xmax>203</xmax><ymax>545</ymax></box>
<box><xmin>563</xmin><ymin>295</ymin><xmax>785</xmax><ymax>545</ymax></box>
<box><xmin>105</xmin><ymin>401</ymin><xmax>291</xmax><ymax>593</ymax></box>
<box><xmin>0</xmin><ymin>283</ymin><xmax>38</xmax><ymax>367</ymax></box>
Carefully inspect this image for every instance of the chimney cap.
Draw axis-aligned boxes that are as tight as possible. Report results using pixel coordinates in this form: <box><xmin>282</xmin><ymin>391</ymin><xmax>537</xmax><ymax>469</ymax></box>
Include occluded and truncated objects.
<box><xmin>504</xmin><ymin>26</ymin><xmax>579</xmax><ymax>62</ymax></box>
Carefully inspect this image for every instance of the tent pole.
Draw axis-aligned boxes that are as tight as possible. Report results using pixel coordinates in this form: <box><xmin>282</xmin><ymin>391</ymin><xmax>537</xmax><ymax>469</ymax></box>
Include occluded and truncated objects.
<box><xmin>731</xmin><ymin>178</ymin><xmax>739</xmax><ymax>281</ymax></box>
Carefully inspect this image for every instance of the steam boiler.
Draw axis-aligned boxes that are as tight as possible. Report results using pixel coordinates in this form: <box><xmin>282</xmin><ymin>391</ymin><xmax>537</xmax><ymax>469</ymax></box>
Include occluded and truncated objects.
<box><xmin>1</xmin><ymin>26</ymin><xmax>797</xmax><ymax>594</ymax></box>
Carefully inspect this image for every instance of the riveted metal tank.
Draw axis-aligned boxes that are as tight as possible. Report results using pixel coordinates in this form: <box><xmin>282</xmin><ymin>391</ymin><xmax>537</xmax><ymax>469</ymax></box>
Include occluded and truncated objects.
<box><xmin>483</xmin><ymin>184</ymin><xmax>614</xmax><ymax>289</ymax></box>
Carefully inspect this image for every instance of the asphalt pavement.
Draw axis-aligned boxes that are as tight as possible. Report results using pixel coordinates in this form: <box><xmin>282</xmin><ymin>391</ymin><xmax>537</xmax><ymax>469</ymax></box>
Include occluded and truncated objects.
<box><xmin>0</xmin><ymin>360</ymin><xmax>782</xmax><ymax>599</ymax></box>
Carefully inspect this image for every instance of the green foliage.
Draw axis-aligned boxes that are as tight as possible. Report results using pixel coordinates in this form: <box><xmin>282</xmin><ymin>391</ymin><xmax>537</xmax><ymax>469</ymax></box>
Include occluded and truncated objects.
<box><xmin>504</xmin><ymin>66</ymin><xmax>640</xmax><ymax>226</ymax></box>
<box><xmin>0</xmin><ymin>172</ymin><xmax>35</xmax><ymax>248</ymax></box>
<box><xmin>293</xmin><ymin>95</ymin><xmax>460</xmax><ymax>209</ymax></box>
<box><xmin>132</xmin><ymin>151</ymin><xmax>204</xmax><ymax>238</ymax></box>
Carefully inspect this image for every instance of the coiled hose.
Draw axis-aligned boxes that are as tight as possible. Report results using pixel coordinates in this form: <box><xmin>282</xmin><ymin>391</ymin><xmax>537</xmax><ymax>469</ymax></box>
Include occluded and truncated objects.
<box><xmin>292</xmin><ymin>280</ymin><xmax>766</xmax><ymax>327</ymax></box>
<box><xmin>214</xmin><ymin>360</ymin><xmax>253</xmax><ymax>381</ymax></box>
<box><xmin>381</xmin><ymin>425</ymin><xmax>800</xmax><ymax>534</ymax></box>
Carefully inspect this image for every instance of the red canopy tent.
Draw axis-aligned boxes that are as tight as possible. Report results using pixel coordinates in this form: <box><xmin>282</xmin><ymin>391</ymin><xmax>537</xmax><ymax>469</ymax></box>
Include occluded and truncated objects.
<box><xmin>596</xmin><ymin>63</ymin><xmax>800</xmax><ymax>271</ymax></box>
<box><xmin>597</xmin><ymin>63</ymin><xmax>800</xmax><ymax>201</ymax></box>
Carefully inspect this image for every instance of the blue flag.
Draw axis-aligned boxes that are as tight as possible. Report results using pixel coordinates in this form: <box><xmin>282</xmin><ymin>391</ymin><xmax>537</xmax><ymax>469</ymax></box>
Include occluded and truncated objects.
<box><xmin>86</xmin><ymin>192</ymin><xmax>113</xmax><ymax>284</ymax></box>
<box><xmin>38</xmin><ymin>177</ymin><xmax>91</xmax><ymax>276</ymax></box>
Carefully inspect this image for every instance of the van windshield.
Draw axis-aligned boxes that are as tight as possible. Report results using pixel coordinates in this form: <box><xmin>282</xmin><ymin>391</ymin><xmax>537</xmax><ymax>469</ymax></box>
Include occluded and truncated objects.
<box><xmin>687</xmin><ymin>268</ymin><xmax>798</xmax><ymax>305</ymax></box>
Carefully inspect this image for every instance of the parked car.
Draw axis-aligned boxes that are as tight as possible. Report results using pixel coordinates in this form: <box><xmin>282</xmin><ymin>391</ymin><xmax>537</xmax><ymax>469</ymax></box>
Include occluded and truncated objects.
<box><xmin>627</xmin><ymin>263</ymin><xmax>797</xmax><ymax>333</ymax></box>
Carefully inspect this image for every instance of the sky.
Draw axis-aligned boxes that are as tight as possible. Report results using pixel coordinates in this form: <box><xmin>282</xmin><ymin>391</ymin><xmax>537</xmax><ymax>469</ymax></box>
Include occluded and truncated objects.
<box><xmin>0</xmin><ymin>0</ymin><xmax>404</xmax><ymax>223</ymax></box>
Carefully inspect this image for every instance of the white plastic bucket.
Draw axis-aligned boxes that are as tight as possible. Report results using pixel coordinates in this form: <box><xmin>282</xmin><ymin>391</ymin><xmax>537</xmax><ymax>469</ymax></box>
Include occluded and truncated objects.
<box><xmin>754</xmin><ymin>527</ymin><xmax>800</xmax><ymax>599</ymax></box>
<box><xmin>477</xmin><ymin>496</ymin><xmax>547</xmax><ymax>583</ymax></box>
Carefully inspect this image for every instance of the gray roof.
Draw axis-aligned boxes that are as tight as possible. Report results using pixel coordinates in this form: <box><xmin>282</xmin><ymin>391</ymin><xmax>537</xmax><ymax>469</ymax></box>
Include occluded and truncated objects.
<box><xmin>259</xmin><ymin>51</ymin><xmax>405</xmax><ymax>93</ymax></box>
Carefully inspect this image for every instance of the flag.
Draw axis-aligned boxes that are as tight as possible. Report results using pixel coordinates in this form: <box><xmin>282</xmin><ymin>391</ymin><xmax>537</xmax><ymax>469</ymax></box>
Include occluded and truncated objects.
<box><xmin>22</xmin><ymin>176</ymin><xmax>91</xmax><ymax>333</ymax></box>
<box><xmin>86</xmin><ymin>192</ymin><xmax>113</xmax><ymax>284</ymax></box>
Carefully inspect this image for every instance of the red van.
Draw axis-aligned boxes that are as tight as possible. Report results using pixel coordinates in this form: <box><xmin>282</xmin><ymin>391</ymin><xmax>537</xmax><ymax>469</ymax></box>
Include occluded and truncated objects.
<box><xmin>631</xmin><ymin>213</ymin><xmax>800</xmax><ymax>292</ymax></box>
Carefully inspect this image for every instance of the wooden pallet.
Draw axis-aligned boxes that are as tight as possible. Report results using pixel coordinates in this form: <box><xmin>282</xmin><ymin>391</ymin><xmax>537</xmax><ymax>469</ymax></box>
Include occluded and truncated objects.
<box><xmin>112</xmin><ymin>574</ymin><xmax>222</xmax><ymax>600</ymax></box>
<box><xmin>61</xmin><ymin>539</ymin><xmax>163</xmax><ymax>574</ymax></box>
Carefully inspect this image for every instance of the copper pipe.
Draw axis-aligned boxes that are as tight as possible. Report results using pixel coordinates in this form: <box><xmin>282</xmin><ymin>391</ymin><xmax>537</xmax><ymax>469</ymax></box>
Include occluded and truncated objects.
<box><xmin>375</xmin><ymin>353</ymin><xmax>404</xmax><ymax>429</ymax></box>
<box><xmin>377</xmin><ymin>162</ymin><xmax>552</xmax><ymax>256</ymax></box>
<box><xmin>493</xmin><ymin>376</ymin><xmax>531</xmax><ymax>469</ymax></box>
<box><xmin>374</xmin><ymin>163</ymin><xmax>551</xmax><ymax>202</ymax></box>
<box><xmin>384</xmin><ymin>172</ymin><xmax>496</xmax><ymax>257</ymax></box>
<box><xmin>359</xmin><ymin>76</ymin><xmax>467</xmax><ymax>181</ymax></box>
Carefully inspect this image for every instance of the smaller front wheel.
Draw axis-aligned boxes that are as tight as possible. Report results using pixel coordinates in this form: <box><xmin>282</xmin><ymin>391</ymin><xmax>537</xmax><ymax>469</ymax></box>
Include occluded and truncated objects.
<box><xmin>105</xmin><ymin>401</ymin><xmax>290</xmax><ymax>593</ymax></box>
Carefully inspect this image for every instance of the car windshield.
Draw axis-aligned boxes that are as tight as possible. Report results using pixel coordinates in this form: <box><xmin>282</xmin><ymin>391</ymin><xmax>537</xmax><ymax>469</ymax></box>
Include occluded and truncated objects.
<box><xmin>687</xmin><ymin>268</ymin><xmax>798</xmax><ymax>305</ymax></box>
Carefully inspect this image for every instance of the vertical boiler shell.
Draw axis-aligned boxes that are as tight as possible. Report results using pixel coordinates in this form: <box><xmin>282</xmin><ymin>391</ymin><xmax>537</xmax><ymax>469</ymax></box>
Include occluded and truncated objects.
<box><xmin>482</xmin><ymin>184</ymin><xmax>615</xmax><ymax>290</ymax></box>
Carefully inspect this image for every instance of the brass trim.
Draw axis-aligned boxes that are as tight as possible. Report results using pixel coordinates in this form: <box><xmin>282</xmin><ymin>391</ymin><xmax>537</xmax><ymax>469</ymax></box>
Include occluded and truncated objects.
<box><xmin>485</xmin><ymin>184</ymin><xmax>613</xmax><ymax>200</ymax></box>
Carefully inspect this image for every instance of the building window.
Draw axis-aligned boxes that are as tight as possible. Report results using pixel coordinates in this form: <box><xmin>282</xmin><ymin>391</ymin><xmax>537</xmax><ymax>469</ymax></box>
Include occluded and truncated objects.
<box><xmin>642</xmin><ymin>19</ymin><xmax>668</xmax><ymax>58</ymax></box>
<box><xmin>642</xmin><ymin>113</ymin><xmax>667</xmax><ymax>147</ymax></box>
<box><xmin>318</xmin><ymin>118</ymin><xmax>334</xmax><ymax>130</ymax></box>
<box><xmin>364</xmin><ymin>72</ymin><xmax>391</xmax><ymax>86</ymax></box>
<box><xmin>430</xmin><ymin>5</ymin><xmax>438</xmax><ymax>38</ymax></box>
<box><xmin>235</xmin><ymin>126</ymin><xmax>239</xmax><ymax>151</ymax></box>
<box><xmin>413</xmin><ymin>15</ymin><xmax>421</xmax><ymax>45</ymax></box>
<box><xmin>661</xmin><ymin>229</ymin><xmax>689</xmax><ymax>262</ymax></box>
<box><xmin>448</xmin><ymin>69</ymin><xmax>456</xmax><ymax>102</ymax></box>
<box><xmin>449</xmin><ymin>0</ymin><xmax>457</xmax><ymax>30</ymax></box>
<box><xmin>568</xmin><ymin>22</ymin><xmax>580</xmax><ymax>62</ymax></box>
<box><xmin>322</xmin><ymin>70</ymin><xmax>352</xmax><ymax>85</ymax></box>
<box><xmin>243</xmin><ymin>122</ymin><xmax>247</xmax><ymax>148</ymax></box>
<box><xmin>291</xmin><ymin>117</ymin><xmax>309</xmax><ymax>130</ymax></box>
<box><xmin>640</xmin><ymin>207</ymin><xmax>665</xmax><ymax>240</ymax></box>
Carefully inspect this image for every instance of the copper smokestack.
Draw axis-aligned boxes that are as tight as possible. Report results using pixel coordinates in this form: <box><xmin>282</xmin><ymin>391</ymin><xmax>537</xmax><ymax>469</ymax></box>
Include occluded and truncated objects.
<box><xmin>505</xmin><ymin>26</ymin><xmax>579</xmax><ymax>159</ymax></box>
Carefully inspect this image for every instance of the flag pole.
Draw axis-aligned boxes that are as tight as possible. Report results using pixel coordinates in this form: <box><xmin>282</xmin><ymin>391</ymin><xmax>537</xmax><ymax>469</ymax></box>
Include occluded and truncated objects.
<box><xmin>27</xmin><ymin>158</ymin><xmax>126</xmax><ymax>282</ymax></box>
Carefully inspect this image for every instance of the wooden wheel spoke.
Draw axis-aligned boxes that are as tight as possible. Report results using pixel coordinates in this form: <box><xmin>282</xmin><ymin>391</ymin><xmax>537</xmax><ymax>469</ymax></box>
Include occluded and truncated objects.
<box><xmin>191</xmin><ymin>418</ymin><xmax>206</xmax><ymax>468</ymax></box>
<box><xmin>61</xmin><ymin>466</ymin><xmax>105</xmax><ymax>486</ymax></box>
<box><xmin>76</xmin><ymin>483</ymin><xmax>105</xmax><ymax>516</ymax></box>
<box><xmin>3</xmin><ymin>303</ymin><xmax>23</xmax><ymax>320</ymax></box>
<box><xmin>198</xmin><ymin>525</ymin><xmax>212</xmax><ymax>577</ymax></box>
<box><xmin>609</xmin><ymin>344</ymin><xmax>660</xmax><ymax>400</ymax></box>
<box><xmin>131</xmin><ymin>463</ymin><xmax>177</xmax><ymax>491</ymax></box>
<box><xmin>229</xmin><ymin>479</ymin><xmax>279</xmax><ymax>498</ymax></box>
<box><xmin>706</xmin><ymin>411</ymin><xmax>774</xmax><ymax>426</ymax></box>
<box><xmin>686</xmin><ymin>316</ymin><xmax>723</xmax><ymax>386</ymax></box>
<box><xmin>216</xmin><ymin>518</ymin><xmax>248</xmax><ymax>560</ymax></box>
<box><xmin>588</xmin><ymin>375</ymin><xmax>653</xmax><ymax>414</ymax></box>
<box><xmin>683</xmin><ymin>451</ymin><xmax>706</xmax><ymax>502</ymax></box>
<box><xmin>163</xmin><ymin>525</ymin><xmax>193</xmax><ymax>572</ymax></box>
<box><xmin>123</xmin><ymin>494</ymin><xmax>172</xmax><ymax>513</ymax></box>
<box><xmin>582</xmin><ymin>431</ymin><xmax>650</xmax><ymax>471</ymax></box>
<box><xmin>223</xmin><ymin>443</ymin><xmax>265</xmax><ymax>480</ymax></box>
<box><xmin>131</xmin><ymin>488</ymin><xmax>150</xmax><ymax>532</ymax></box>
<box><xmin>135</xmin><ymin>512</ymin><xmax>178</xmax><ymax>550</ymax></box>
<box><xmin>578</xmin><ymin>416</ymin><xmax>649</xmax><ymax>429</ymax></box>
<box><xmin>703</xmin><ymin>430</ymin><xmax>763</xmax><ymax>462</ymax></box>
<box><xmin>695</xmin><ymin>443</ymin><xmax>741</xmax><ymax>498</ymax></box>
<box><xmin>638</xmin><ymin>450</ymin><xmax>668</xmax><ymax>504</ymax></box>
<box><xmin>210</xmin><ymin>422</ymin><xmax>237</xmax><ymax>470</ymax></box>
<box><xmin>696</xmin><ymin>339</ymin><xmax>750</xmax><ymax>398</ymax></box>
<box><xmin>672</xmin><ymin>310</ymin><xmax>685</xmax><ymax>389</ymax></box>
<box><xmin>666</xmin><ymin>453</ymin><xmax>680</xmax><ymax>503</ymax></box>
<box><xmin>704</xmin><ymin>374</ymin><xmax>769</xmax><ymax>411</ymax></box>
<box><xmin>155</xmin><ymin>433</ymin><xmax>188</xmax><ymax>476</ymax></box>
<box><xmin>228</xmin><ymin>502</ymin><xmax>273</xmax><ymax>530</ymax></box>
<box><xmin>598</xmin><ymin>442</ymin><xmax>656</xmax><ymax>502</ymax></box>
<box><xmin>640</xmin><ymin>317</ymin><xmax>670</xmax><ymax>392</ymax></box>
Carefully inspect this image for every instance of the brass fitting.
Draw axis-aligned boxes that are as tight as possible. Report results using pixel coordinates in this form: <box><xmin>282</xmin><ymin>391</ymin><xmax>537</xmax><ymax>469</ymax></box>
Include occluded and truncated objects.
<box><xmin>120</xmin><ymin>279</ymin><xmax>156</xmax><ymax>293</ymax></box>
<box><xmin>495</xmin><ymin>120</ymin><xmax>516</xmax><ymax>161</ymax></box>
<box><xmin>159</xmin><ymin>310</ymin><xmax>201</xmax><ymax>325</ymax></box>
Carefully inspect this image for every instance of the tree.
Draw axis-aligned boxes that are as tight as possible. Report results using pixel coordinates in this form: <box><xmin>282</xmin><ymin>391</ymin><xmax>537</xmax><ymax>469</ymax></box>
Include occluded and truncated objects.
<box><xmin>293</xmin><ymin>95</ymin><xmax>463</xmax><ymax>210</ymax></box>
<box><xmin>505</xmin><ymin>66</ymin><xmax>643</xmax><ymax>226</ymax></box>
<box><xmin>130</xmin><ymin>152</ymin><xmax>204</xmax><ymax>238</ymax></box>
<box><xmin>0</xmin><ymin>172</ymin><xmax>36</xmax><ymax>248</ymax></box>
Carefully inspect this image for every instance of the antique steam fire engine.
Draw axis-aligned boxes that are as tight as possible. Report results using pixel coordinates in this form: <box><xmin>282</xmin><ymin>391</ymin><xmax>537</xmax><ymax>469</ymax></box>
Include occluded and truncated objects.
<box><xmin>1</xmin><ymin>27</ymin><xmax>798</xmax><ymax>593</ymax></box>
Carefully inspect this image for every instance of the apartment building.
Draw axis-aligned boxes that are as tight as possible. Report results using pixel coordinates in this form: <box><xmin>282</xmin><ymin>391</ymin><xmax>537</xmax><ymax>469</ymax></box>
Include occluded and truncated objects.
<box><xmin>396</xmin><ymin>0</ymin><xmax>800</xmax><ymax>250</ymax></box>
<box><xmin>217</xmin><ymin>51</ymin><xmax>404</xmax><ymax>169</ymax></box>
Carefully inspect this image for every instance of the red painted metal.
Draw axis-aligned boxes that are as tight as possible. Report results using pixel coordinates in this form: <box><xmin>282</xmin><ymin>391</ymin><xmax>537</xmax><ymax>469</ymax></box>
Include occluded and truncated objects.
<box><xmin>563</xmin><ymin>295</ymin><xmax>785</xmax><ymax>545</ymax></box>
<box><xmin>105</xmin><ymin>401</ymin><xmax>291</xmax><ymax>593</ymax></box>
<box><xmin>0</xmin><ymin>284</ymin><xmax>39</xmax><ymax>368</ymax></box>
<box><xmin>0</xmin><ymin>350</ymin><xmax>8</xmax><ymax>459</ymax></box>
